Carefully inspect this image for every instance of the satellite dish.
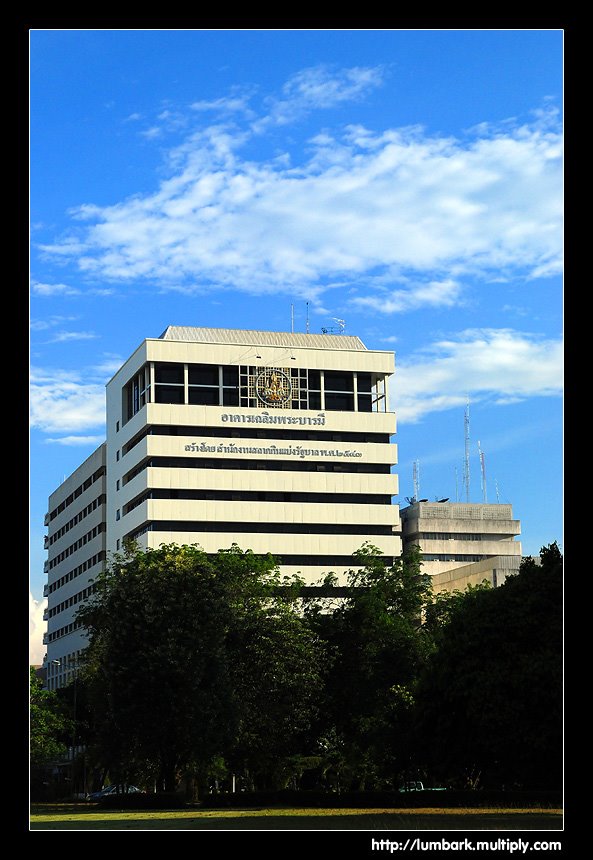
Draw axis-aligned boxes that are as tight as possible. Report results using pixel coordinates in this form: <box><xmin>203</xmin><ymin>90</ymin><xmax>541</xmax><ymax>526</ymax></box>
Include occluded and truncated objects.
<box><xmin>437</xmin><ymin>498</ymin><xmax>449</xmax><ymax>503</ymax></box>
<box><xmin>418</xmin><ymin>498</ymin><xmax>428</xmax><ymax>503</ymax></box>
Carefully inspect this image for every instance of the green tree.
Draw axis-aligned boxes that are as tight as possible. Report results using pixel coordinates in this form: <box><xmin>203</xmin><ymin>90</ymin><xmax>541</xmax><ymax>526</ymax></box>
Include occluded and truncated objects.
<box><xmin>227</xmin><ymin>594</ymin><xmax>326</xmax><ymax>789</ymax></box>
<box><xmin>77</xmin><ymin>542</ymin><xmax>324</xmax><ymax>793</ymax></box>
<box><xmin>414</xmin><ymin>543</ymin><xmax>563</xmax><ymax>790</ymax></box>
<box><xmin>30</xmin><ymin>667</ymin><xmax>71</xmax><ymax>766</ymax></box>
<box><xmin>304</xmin><ymin>544</ymin><xmax>433</xmax><ymax>789</ymax></box>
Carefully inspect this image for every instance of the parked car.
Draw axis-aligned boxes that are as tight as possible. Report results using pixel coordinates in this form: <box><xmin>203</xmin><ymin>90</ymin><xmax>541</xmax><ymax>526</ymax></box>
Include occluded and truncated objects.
<box><xmin>87</xmin><ymin>784</ymin><xmax>142</xmax><ymax>801</ymax></box>
<box><xmin>398</xmin><ymin>781</ymin><xmax>447</xmax><ymax>792</ymax></box>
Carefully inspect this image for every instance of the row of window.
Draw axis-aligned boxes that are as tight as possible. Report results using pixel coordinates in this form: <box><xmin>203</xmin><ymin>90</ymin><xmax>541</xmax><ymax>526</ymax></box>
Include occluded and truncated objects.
<box><xmin>48</xmin><ymin>583</ymin><xmax>97</xmax><ymax>619</ymax></box>
<box><xmin>124</xmin><ymin>363</ymin><xmax>385</xmax><ymax>421</ymax></box>
<box><xmin>123</xmin><ymin>457</ymin><xmax>391</xmax><ymax>486</ymax></box>
<box><xmin>47</xmin><ymin>467</ymin><xmax>106</xmax><ymax>522</ymax></box>
<box><xmin>47</xmin><ymin>619</ymin><xmax>83</xmax><ymax>644</ymax></box>
<box><xmin>48</xmin><ymin>552</ymin><xmax>106</xmax><ymax>595</ymax></box>
<box><xmin>48</xmin><ymin>523</ymin><xmax>106</xmax><ymax>570</ymax></box>
<box><xmin>123</xmin><ymin>425</ymin><xmax>391</xmax><ymax>456</ymax></box>
<box><xmin>422</xmin><ymin>554</ymin><xmax>489</xmax><ymax>563</ymax></box>
<box><xmin>48</xmin><ymin>495</ymin><xmax>106</xmax><ymax>545</ymax></box>
<box><xmin>123</xmin><ymin>489</ymin><xmax>393</xmax><ymax>516</ymax></box>
<box><xmin>418</xmin><ymin>532</ymin><xmax>487</xmax><ymax>542</ymax></box>
<box><xmin>125</xmin><ymin>520</ymin><xmax>395</xmax><ymax>542</ymax></box>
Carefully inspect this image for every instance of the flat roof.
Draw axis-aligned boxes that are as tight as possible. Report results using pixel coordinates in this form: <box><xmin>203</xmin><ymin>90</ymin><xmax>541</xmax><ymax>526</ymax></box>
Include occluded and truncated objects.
<box><xmin>159</xmin><ymin>326</ymin><xmax>367</xmax><ymax>351</ymax></box>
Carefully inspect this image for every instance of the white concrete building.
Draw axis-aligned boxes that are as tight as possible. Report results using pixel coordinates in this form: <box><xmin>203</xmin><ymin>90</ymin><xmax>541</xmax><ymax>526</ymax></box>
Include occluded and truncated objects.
<box><xmin>400</xmin><ymin>500</ymin><xmax>522</xmax><ymax>580</ymax></box>
<box><xmin>43</xmin><ymin>327</ymin><xmax>401</xmax><ymax>683</ymax></box>
<box><xmin>42</xmin><ymin>444</ymin><xmax>107</xmax><ymax>690</ymax></box>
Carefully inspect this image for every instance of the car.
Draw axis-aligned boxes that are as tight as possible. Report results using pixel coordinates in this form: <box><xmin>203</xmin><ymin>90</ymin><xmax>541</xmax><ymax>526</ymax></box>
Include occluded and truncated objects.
<box><xmin>87</xmin><ymin>784</ymin><xmax>142</xmax><ymax>801</ymax></box>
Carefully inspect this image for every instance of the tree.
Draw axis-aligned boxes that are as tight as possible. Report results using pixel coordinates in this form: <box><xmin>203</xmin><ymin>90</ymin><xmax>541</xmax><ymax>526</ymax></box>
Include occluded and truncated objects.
<box><xmin>77</xmin><ymin>542</ymin><xmax>324</xmax><ymax>793</ymax></box>
<box><xmin>227</xmin><ymin>594</ymin><xmax>326</xmax><ymax>789</ymax></box>
<box><xmin>414</xmin><ymin>542</ymin><xmax>563</xmax><ymax>790</ymax></box>
<box><xmin>304</xmin><ymin>543</ymin><xmax>434</xmax><ymax>789</ymax></box>
<box><xmin>30</xmin><ymin>667</ymin><xmax>71</xmax><ymax>766</ymax></box>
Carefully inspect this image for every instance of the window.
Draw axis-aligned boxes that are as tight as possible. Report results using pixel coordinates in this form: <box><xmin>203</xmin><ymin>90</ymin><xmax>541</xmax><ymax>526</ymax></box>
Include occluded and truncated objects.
<box><xmin>116</xmin><ymin>450</ymin><xmax>120</xmax><ymax>462</ymax></box>
<box><xmin>116</xmin><ymin>420</ymin><xmax>120</xmax><ymax>432</ymax></box>
<box><xmin>116</xmin><ymin>480</ymin><xmax>120</xmax><ymax>491</ymax></box>
<box><xmin>116</xmin><ymin>509</ymin><xmax>120</xmax><ymax>521</ymax></box>
<box><xmin>324</xmin><ymin>370</ymin><xmax>355</xmax><ymax>412</ymax></box>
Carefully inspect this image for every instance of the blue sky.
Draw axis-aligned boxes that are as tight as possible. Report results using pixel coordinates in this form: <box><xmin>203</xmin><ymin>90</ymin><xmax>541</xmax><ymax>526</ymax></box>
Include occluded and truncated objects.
<box><xmin>30</xmin><ymin>29</ymin><xmax>563</xmax><ymax>660</ymax></box>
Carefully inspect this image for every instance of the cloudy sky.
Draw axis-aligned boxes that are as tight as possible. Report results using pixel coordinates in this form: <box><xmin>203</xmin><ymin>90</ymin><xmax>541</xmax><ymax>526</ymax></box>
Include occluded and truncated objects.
<box><xmin>30</xmin><ymin>29</ymin><xmax>563</xmax><ymax>662</ymax></box>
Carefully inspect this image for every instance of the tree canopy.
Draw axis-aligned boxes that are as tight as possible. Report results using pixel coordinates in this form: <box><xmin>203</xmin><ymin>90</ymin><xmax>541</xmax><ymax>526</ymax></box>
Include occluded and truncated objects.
<box><xmin>30</xmin><ymin>666</ymin><xmax>71</xmax><ymax>766</ymax></box>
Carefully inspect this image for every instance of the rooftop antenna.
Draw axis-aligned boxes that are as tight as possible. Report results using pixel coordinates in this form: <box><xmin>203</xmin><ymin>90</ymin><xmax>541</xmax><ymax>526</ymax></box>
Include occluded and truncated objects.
<box><xmin>495</xmin><ymin>478</ymin><xmax>501</xmax><ymax>504</ymax></box>
<box><xmin>463</xmin><ymin>398</ymin><xmax>470</xmax><ymax>502</ymax></box>
<box><xmin>333</xmin><ymin>318</ymin><xmax>346</xmax><ymax>334</ymax></box>
<box><xmin>478</xmin><ymin>440</ymin><xmax>487</xmax><ymax>503</ymax></box>
<box><xmin>455</xmin><ymin>465</ymin><xmax>459</xmax><ymax>502</ymax></box>
<box><xmin>291</xmin><ymin>303</ymin><xmax>294</xmax><ymax>334</ymax></box>
<box><xmin>306</xmin><ymin>302</ymin><xmax>310</xmax><ymax>334</ymax></box>
<box><xmin>413</xmin><ymin>459</ymin><xmax>420</xmax><ymax>503</ymax></box>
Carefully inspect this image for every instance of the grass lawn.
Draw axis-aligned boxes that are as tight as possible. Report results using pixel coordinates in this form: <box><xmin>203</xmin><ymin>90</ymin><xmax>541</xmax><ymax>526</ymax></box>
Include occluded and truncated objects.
<box><xmin>30</xmin><ymin>804</ymin><xmax>563</xmax><ymax>831</ymax></box>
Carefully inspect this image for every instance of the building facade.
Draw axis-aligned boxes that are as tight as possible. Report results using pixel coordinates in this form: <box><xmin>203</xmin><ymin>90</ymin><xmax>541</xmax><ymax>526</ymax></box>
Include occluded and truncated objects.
<box><xmin>400</xmin><ymin>500</ymin><xmax>522</xmax><ymax>580</ymax></box>
<box><xmin>43</xmin><ymin>327</ymin><xmax>401</xmax><ymax>681</ymax></box>
<box><xmin>42</xmin><ymin>444</ymin><xmax>107</xmax><ymax>690</ymax></box>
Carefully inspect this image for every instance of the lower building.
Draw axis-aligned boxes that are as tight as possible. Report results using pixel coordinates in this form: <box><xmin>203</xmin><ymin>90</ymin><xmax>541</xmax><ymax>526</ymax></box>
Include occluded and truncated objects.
<box><xmin>400</xmin><ymin>500</ymin><xmax>522</xmax><ymax>584</ymax></box>
<box><xmin>42</xmin><ymin>444</ymin><xmax>107</xmax><ymax>690</ymax></box>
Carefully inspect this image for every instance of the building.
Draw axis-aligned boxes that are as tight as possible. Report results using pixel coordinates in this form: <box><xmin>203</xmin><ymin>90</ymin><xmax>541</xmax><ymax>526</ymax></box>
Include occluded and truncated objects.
<box><xmin>42</xmin><ymin>444</ymin><xmax>107</xmax><ymax>690</ymax></box>
<box><xmin>400</xmin><ymin>500</ymin><xmax>522</xmax><ymax>586</ymax></box>
<box><xmin>43</xmin><ymin>326</ymin><xmax>401</xmax><ymax>683</ymax></box>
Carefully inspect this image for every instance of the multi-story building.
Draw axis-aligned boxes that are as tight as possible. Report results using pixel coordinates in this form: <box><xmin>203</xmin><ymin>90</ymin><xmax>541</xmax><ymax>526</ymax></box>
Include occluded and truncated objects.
<box><xmin>43</xmin><ymin>327</ymin><xmax>401</xmax><ymax>682</ymax></box>
<box><xmin>400</xmin><ymin>500</ymin><xmax>522</xmax><ymax>582</ymax></box>
<box><xmin>42</xmin><ymin>444</ymin><xmax>107</xmax><ymax>690</ymax></box>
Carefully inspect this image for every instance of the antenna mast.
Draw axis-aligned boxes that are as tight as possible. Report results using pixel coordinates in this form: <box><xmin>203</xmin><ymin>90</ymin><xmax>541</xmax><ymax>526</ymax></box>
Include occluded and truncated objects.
<box><xmin>478</xmin><ymin>440</ymin><xmax>487</xmax><ymax>503</ymax></box>
<box><xmin>463</xmin><ymin>399</ymin><xmax>470</xmax><ymax>502</ymax></box>
<box><xmin>495</xmin><ymin>479</ymin><xmax>500</xmax><ymax>504</ymax></box>
<box><xmin>413</xmin><ymin>459</ymin><xmax>420</xmax><ymax>502</ymax></box>
<box><xmin>455</xmin><ymin>465</ymin><xmax>459</xmax><ymax>502</ymax></box>
<box><xmin>306</xmin><ymin>302</ymin><xmax>310</xmax><ymax>334</ymax></box>
<box><xmin>291</xmin><ymin>303</ymin><xmax>294</xmax><ymax>334</ymax></box>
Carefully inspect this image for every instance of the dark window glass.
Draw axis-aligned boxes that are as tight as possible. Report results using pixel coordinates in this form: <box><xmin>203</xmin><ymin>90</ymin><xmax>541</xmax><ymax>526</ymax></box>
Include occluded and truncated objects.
<box><xmin>324</xmin><ymin>371</ymin><xmax>354</xmax><ymax>392</ymax></box>
<box><xmin>357</xmin><ymin>373</ymin><xmax>372</xmax><ymax>392</ymax></box>
<box><xmin>358</xmin><ymin>394</ymin><xmax>372</xmax><ymax>412</ymax></box>
<box><xmin>222</xmin><ymin>366</ymin><xmax>239</xmax><ymax>386</ymax></box>
<box><xmin>325</xmin><ymin>392</ymin><xmax>354</xmax><ymax>411</ymax></box>
<box><xmin>155</xmin><ymin>386</ymin><xmax>185</xmax><ymax>404</ymax></box>
<box><xmin>188</xmin><ymin>388</ymin><xmax>220</xmax><ymax>406</ymax></box>
<box><xmin>308</xmin><ymin>370</ymin><xmax>321</xmax><ymax>389</ymax></box>
<box><xmin>155</xmin><ymin>364</ymin><xmax>184</xmax><ymax>384</ymax></box>
<box><xmin>188</xmin><ymin>364</ymin><xmax>219</xmax><ymax>386</ymax></box>
<box><xmin>222</xmin><ymin>389</ymin><xmax>239</xmax><ymax>406</ymax></box>
<box><xmin>308</xmin><ymin>392</ymin><xmax>321</xmax><ymax>410</ymax></box>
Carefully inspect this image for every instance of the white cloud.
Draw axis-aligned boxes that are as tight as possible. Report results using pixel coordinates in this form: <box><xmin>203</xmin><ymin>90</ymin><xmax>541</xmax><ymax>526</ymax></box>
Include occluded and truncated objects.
<box><xmin>255</xmin><ymin>65</ymin><xmax>386</xmax><ymax>130</ymax></box>
<box><xmin>49</xmin><ymin>331</ymin><xmax>99</xmax><ymax>343</ymax></box>
<box><xmin>191</xmin><ymin>91</ymin><xmax>256</xmax><ymax>119</ymax></box>
<box><xmin>31</xmin><ymin>281</ymin><xmax>81</xmax><ymax>296</ymax></box>
<box><xmin>38</xmin><ymin>73</ymin><xmax>562</xmax><ymax>301</ymax></box>
<box><xmin>392</xmin><ymin>328</ymin><xmax>563</xmax><ymax>424</ymax></box>
<box><xmin>30</xmin><ymin>367</ymin><xmax>106</xmax><ymax>434</ymax></box>
<box><xmin>30</xmin><ymin>315</ymin><xmax>78</xmax><ymax>331</ymax></box>
<box><xmin>140</xmin><ymin>126</ymin><xmax>162</xmax><ymax>139</ymax></box>
<box><xmin>31</xmin><ymin>280</ymin><xmax>115</xmax><ymax>297</ymax></box>
<box><xmin>352</xmin><ymin>279</ymin><xmax>463</xmax><ymax>314</ymax></box>
<box><xmin>30</xmin><ymin>592</ymin><xmax>47</xmax><ymax>665</ymax></box>
<box><xmin>45</xmin><ymin>435</ymin><xmax>105</xmax><ymax>446</ymax></box>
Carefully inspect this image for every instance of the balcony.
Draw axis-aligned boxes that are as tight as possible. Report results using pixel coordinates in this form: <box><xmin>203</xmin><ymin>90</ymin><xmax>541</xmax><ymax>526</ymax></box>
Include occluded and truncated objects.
<box><xmin>43</xmin><ymin>561</ymin><xmax>49</xmax><ymax>573</ymax></box>
<box><xmin>42</xmin><ymin>633</ymin><xmax>48</xmax><ymax>645</ymax></box>
<box><xmin>43</xmin><ymin>584</ymin><xmax>49</xmax><ymax>597</ymax></box>
<box><xmin>44</xmin><ymin>536</ymin><xmax>49</xmax><ymax>549</ymax></box>
<box><xmin>44</xmin><ymin>513</ymin><xmax>50</xmax><ymax>526</ymax></box>
<box><xmin>42</xmin><ymin>609</ymin><xmax>49</xmax><ymax>621</ymax></box>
